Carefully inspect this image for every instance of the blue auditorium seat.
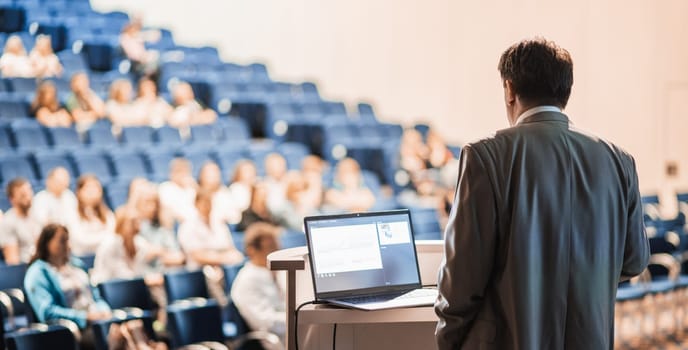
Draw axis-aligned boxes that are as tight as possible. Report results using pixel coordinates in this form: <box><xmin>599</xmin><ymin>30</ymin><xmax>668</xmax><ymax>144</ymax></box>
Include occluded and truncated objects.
<box><xmin>0</xmin><ymin>99</ymin><xmax>29</xmax><ymax>119</ymax></box>
<box><xmin>154</xmin><ymin>125</ymin><xmax>183</xmax><ymax>146</ymax></box>
<box><xmin>215</xmin><ymin>148</ymin><xmax>248</xmax><ymax>181</ymax></box>
<box><xmin>0</xmin><ymin>154</ymin><xmax>37</xmax><ymax>184</ymax></box>
<box><xmin>357</xmin><ymin>102</ymin><xmax>377</xmax><ymax>122</ymax></box>
<box><xmin>32</xmin><ymin>150</ymin><xmax>75</xmax><ymax>180</ymax></box>
<box><xmin>81</xmin><ymin>41</ymin><xmax>117</xmax><ymax>72</ymax></box>
<box><xmin>0</xmin><ymin>263</ymin><xmax>30</xmax><ymax>332</ymax></box>
<box><xmin>190</xmin><ymin>124</ymin><xmax>222</xmax><ymax>146</ymax></box>
<box><xmin>70</xmin><ymin>149</ymin><xmax>113</xmax><ymax>182</ymax></box>
<box><xmin>218</xmin><ymin>117</ymin><xmax>251</xmax><ymax>145</ymax></box>
<box><xmin>91</xmin><ymin>314</ymin><xmax>156</xmax><ymax>350</ymax></box>
<box><xmin>166</xmin><ymin>299</ymin><xmax>225</xmax><ymax>348</ymax></box>
<box><xmin>103</xmin><ymin>180</ymin><xmax>129</xmax><ymax>209</ymax></box>
<box><xmin>0</xmin><ymin>6</ymin><xmax>26</xmax><ymax>33</ymax></box>
<box><xmin>5</xmin><ymin>325</ymin><xmax>77</xmax><ymax>350</ymax></box>
<box><xmin>85</xmin><ymin>123</ymin><xmax>118</xmax><ymax>148</ymax></box>
<box><xmin>7</xmin><ymin>78</ymin><xmax>37</xmax><ymax>94</ymax></box>
<box><xmin>120</xmin><ymin>126</ymin><xmax>155</xmax><ymax>147</ymax></box>
<box><xmin>57</xmin><ymin>51</ymin><xmax>88</xmax><ymax>75</ymax></box>
<box><xmin>179</xmin><ymin>147</ymin><xmax>218</xmax><ymax>177</ymax></box>
<box><xmin>409</xmin><ymin>207</ymin><xmax>443</xmax><ymax>240</ymax></box>
<box><xmin>44</xmin><ymin>126</ymin><xmax>81</xmax><ymax>150</ymax></box>
<box><xmin>0</xmin><ymin>123</ymin><xmax>12</xmax><ymax>148</ymax></box>
<box><xmin>107</xmin><ymin>149</ymin><xmax>150</xmax><ymax>180</ymax></box>
<box><xmin>164</xmin><ymin>269</ymin><xmax>210</xmax><ymax>303</ymax></box>
<box><xmin>142</xmin><ymin>147</ymin><xmax>177</xmax><ymax>181</ymax></box>
<box><xmin>97</xmin><ymin>277</ymin><xmax>156</xmax><ymax>311</ymax></box>
<box><xmin>32</xmin><ymin>23</ymin><xmax>68</xmax><ymax>52</ymax></box>
<box><xmin>278</xmin><ymin>142</ymin><xmax>310</xmax><ymax>170</ymax></box>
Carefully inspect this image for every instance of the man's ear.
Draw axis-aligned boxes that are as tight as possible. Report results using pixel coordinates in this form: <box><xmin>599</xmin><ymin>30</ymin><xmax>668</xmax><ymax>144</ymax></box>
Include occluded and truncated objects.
<box><xmin>504</xmin><ymin>80</ymin><xmax>516</xmax><ymax>106</ymax></box>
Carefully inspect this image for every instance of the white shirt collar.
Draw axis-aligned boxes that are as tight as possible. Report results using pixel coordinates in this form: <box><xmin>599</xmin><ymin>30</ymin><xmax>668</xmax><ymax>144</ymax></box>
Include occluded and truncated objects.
<box><xmin>514</xmin><ymin>105</ymin><xmax>562</xmax><ymax>125</ymax></box>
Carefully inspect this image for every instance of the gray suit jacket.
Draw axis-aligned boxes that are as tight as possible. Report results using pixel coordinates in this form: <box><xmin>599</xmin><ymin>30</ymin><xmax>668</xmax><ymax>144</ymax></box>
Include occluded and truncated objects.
<box><xmin>435</xmin><ymin>112</ymin><xmax>649</xmax><ymax>350</ymax></box>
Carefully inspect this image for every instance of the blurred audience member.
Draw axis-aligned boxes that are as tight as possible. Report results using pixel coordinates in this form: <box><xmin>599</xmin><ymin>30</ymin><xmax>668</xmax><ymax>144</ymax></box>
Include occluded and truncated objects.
<box><xmin>169</xmin><ymin>82</ymin><xmax>216</xmax><ymax>134</ymax></box>
<box><xmin>135</xmin><ymin>183</ymin><xmax>184</xmax><ymax>268</ymax></box>
<box><xmin>198</xmin><ymin>161</ymin><xmax>233</xmax><ymax>224</ymax></box>
<box><xmin>31</xmin><ymin>80</ymin><xmax>72</xmax><ymax>127</ymax></box>
<box><xmin>237</xmin><ymin>183</ymin><xmax>284</xmax><ymax>232</ymax></box>
<box><xmin>270</xmin><ymin>174</ymin><xmax>320</xmax><ymax>232</ymax></box>
<box><xmin>178</xmin><ymin>190</ymin><xmax>244</xmax><ymax>269</ymax></box>
<box><xmin>24</xmin><ymin>224</ymin><xmax>112</xmax><ymax>350</ymax></box>
<box><xmin>92</xmin><ymin>210</ymin><xmax>164</xmax><ymax>286</ymax></box>
<box><xmin>159</xmin><ymin>158</ymin><xmax>197</xmax><ymax>223</ymax></box>
<box><xmin>70</xmin><ymin>175</ymin><xmax>115</xmax><ymax>256</ymax></box>
<box><xmin>65</xmin><ymin>72</ymin><xmax>105</xmax><ymax>131</ymax></box>
<box><xmin>32</xmin><ymin>167</ymin><xmax>78</xmax><ymax>227</ymax></box>
<box><xmin>120</xmin><ymin>16</ymin><xmax>160</xmax><ymax>78</ymax></box>
<box><xmin>0</xmin><ymin>35</ymin><xmax>34</xmax><ymax>77</ymax></box>
<box><xmin>399</xmin><ymin>128</ymin><xmax>429</xmax><ymax>175</ymax></box>
<box><xmin>300</xmin><ymin>155</ymin><xmax>325</xmax><ymax>210</ymax></box>
<box><xmin>133</xmin><ymin>77</ymin><xmax>172</xmax><ymax>128</ymax></box>
<box><xmin>658</xmin><ymin>161</ymin><xmax>681</xmax><ymax>220</ymax></box>
<box><xmin>225</xmin><ymin>160</ymin><xmax>258</xmax><ymax>224</ymax></box>
<box><xmin>324</xmin><ymin>158</ymin><xmax>375</xmax><ymax>213</ymax></box>
<box><xmin>29</xmin><ymin>35</ymin><xmax>63</xmax><ymax>78</ymax></box>
<box><xmin>114</xmin><ymin>177</ymin><xmax>150</xmax><ymax>217</ymax></box>
<box><xmin>0</xmin><ymin>178</ymin><xmax>41</xmax><ymax>264</ymax></box>
<box><xmin>263</xmin><ymin>153</ymin><xmax>289</xmax><ymax>206</ymax></box>
<box><xmin>231</xmin><ymin>223</ymin><xmax>286</xmax><ymax>346</ymax></box>
<box><xmin>106</xmin><ymin>79</ymin><xmax>148</xmax><ymax>130</ymax></box>
<box><xmin>426</xmin><ymin>129</ymin><xmax>453</xmax><ymax>170</ymax></box>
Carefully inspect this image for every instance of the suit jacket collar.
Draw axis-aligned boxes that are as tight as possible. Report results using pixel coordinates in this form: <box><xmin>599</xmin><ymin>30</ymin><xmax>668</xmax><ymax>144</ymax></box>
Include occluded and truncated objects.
<box><xmin>519</xmin><ymin>111</ymin><xmax>570</xmax><ymax>125</ymax></box>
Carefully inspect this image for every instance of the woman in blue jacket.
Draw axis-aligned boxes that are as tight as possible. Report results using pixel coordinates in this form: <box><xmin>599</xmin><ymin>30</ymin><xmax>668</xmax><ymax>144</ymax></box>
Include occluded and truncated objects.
<box><xmin>24</xmin><ymin>223</ymin><xmax>111</xmax><ymax>349</ymax></box>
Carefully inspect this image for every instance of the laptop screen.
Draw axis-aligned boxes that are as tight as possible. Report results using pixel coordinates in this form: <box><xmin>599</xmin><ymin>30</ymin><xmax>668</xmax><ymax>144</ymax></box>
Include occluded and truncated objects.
<box><xmin>304</xmin><ymin>210</ymin><xmax>422</xmax><ymax>299</ymax></box>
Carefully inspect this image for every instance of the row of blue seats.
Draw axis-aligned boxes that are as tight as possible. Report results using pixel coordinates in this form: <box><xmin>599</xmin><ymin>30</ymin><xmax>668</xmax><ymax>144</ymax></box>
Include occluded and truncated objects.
<box><xmin>0</xmin><ymin>117</ymin><xmax>251</xmax><ymax>150</ymax></box>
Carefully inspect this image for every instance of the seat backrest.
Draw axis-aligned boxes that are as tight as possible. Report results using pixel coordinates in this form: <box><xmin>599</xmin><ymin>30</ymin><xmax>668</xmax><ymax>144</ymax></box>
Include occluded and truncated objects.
<box><xmin>97</xmin><ymin>278</ymin><xmax>155</xmax><ymax>311</ymax></box>
<box><xmin>164</xmin><ymin>269</ymin><xmax>210</xmax><ymax>303</ymax></box>
<box><xmin>166</xmin><ymin>300</ymin><xmax>224</xmax><ymax>348</ymax></box>
<box><xmin>70</xmin><ymin>151</ymin><xmax>113</xmax><ymax>181</ymax></box>
<box><xmin>45</xmin><ymin>127</ymin><xmax>81</xmax><ymax>149</ymax></box>
<box><xmin>5</xmin><ymin>325</ymin><xmax>77</xmax><ymax>350</ymax></box>
<box><xmin>11</xmin><ymin>125</ymin><xmax>49</xmax><ymax>151</ymax></box>
<box><xmin>91</xmin><ymin>314</ymin><xmax>156</xmax><ymax>350</ymax></box>
<box><xmin>85</xmin><ymin>125</ymin><xmax>118</xmax><ymax>148</ymax></box>
<box><xmin>0</xmin><ymin>154</ymin><xmax>37</xmax><ymax>183</ymax></box>
<box><xmin>32</xmin><ymin>151</ymin><xmax>75</xmax><ymax>180</ymax></box>
<box><xmin>120</xmin><ymin>126</ymin><xmax>154</xmax><ymax>145</ymax></box>
<box><xmin>107</xmin><ymin>151</ymin><xmax>149</xmax><ymax>179</ymax></box>
<box><xmin>153</xmin><ymin>126</ymin><xmax>183</xmax><ymax>146</ymax></box>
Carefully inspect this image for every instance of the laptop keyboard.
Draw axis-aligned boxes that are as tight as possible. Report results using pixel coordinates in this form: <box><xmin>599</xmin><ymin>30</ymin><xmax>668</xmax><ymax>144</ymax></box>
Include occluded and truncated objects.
<box><xmin>340</xmin><ymin>289</ymin><xmax>437</xmax><ymax>304</ymax></box>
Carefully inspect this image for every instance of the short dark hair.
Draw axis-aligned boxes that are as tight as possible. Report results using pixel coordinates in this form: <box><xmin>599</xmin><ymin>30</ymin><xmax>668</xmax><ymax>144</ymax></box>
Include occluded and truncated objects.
<box><xmin>244</xmin><ymin>222</ymin><xmax>279</xmax><ymax>253</ymax></box>
<box><xmin>498</xmin><ymin>38</ymin><xmax>573</xmax><ymax>108</ymax></box>
<box><xmin>6</xmin><ymin>177</ymin><xmax>29</xmax><ymax>199</ymax></box>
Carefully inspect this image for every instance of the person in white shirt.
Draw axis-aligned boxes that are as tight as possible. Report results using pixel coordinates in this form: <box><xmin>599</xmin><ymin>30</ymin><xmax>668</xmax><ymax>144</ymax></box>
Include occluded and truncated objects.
<box><xmin>133</xmin><ymin>78</ymin><xmax>173</xmax><ymax>128</ymax></box>
<box><xmin>0</xmin><ymin>35</ymin><xmax>34</xmax><ymax>77</ymax></box>
<box><xmin>69</xmin><ymin>175</ymin><xmax>115</xmax><ymax>256</ymax></box>
<box><xmin>0</xmin><ymin>178</ymin><xmax>42</xmax><ymax>264</ymax></box>
<box><xmin>198</xmin><ymin>161</ymin><xmax>235</xmax><ymax>225</ymax></box>
<box><xmin>158</xmin><ymin>158</ymin><xmax>198</xmax><ymax>224</ymax></box>
<box><xmin>177</xmin><ymin>190</ymin><xmax>243</xmax><ymax>270</ymax></box>
<box><xmin>135</xmin><ymin>183</ymin><xmax>185</xmax><ymax>269</ymax></box>
<box><xmin>31</xmin><ymin>167</ymin><xmax>78</xmax><ymax>227</ymax></box>
<box><xmin>169</xmin><ymin>82</ymin><xmax>216</xmax><ymax>136</ymax></box>
<box><xmin>92</xmin><ymin>209</ymin><xmax>164</xmax><ymax>285</ymax></box>
<box><xmin>225</xmin><ymin>160</ymin><xmax>258</xmax><ymax>224</ymax></box>
<box><xmin>230</xmin><ymin>223</ymin><xmax>286</xmax><ymax>345</ymax></box>
<box><xmin>105</xmin><ymin>79</ymin><xmax>149</xmax><ymax>132</ymax></box>
<box><xmin>29</xmin><ymin>35</ymin><xmax>63</xmax><ymax>78</ymax></box>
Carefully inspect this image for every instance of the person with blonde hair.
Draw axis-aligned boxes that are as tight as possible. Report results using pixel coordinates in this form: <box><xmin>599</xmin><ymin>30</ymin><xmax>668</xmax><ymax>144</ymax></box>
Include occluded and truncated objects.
<box><xmin>225</xmin><ymin>160</ymin><xmax>258</xmax><ymax>224</ymax></box>
<box><xmin>65</xmin><ymin>72</ymin><xmax>105</xmax><ymax>131</ymax></box>
<box><xmin>324</xmin><ymin>157</ymin><xmax>375</xmax><ymax>213</ymax></box>
<box><xmin>169</xmin><ymin>82</ymin><xmax>216</xmax><ymax>135</ymax></box>
<box><xmin>105</xmin><ymin>79</ymin><xmax>148</xmax><ymax>129</ymax></box>
<box><xmin>0</xmin><ymin>35</ymin><xmax>34</xmax><ymax>77</ymax></box>
<box><xmin>29</xmin><ymin>35</ymin><xmax>63</xmax><ymax>78</ymax></box>
<box><xmin>133</xmin><ymin>77</ymin><xmax>173</xmax><ymax>128</ymax></box>
<box><xmin>31</xmin><ymin>80</ymin><xmax>72</xmax><ymax>127</ymax></box>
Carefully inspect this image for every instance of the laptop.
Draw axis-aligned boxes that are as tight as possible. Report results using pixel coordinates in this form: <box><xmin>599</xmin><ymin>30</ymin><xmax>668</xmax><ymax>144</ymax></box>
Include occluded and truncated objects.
<box><xmin>304</xmin><ymin>209</ymin><xmax>437</xmax><ymax>311</ymax></box>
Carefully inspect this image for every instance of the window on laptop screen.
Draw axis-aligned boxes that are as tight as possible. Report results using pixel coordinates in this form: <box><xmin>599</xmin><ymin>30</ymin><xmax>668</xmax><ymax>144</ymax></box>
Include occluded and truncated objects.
<box><xmin>307</xmin><ymin>212</ymin><xmax>421</xmax><ymax>296</ymax></box>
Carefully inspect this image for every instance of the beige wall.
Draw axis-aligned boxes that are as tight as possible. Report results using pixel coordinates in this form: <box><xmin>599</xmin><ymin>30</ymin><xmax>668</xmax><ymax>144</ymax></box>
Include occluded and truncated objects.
<box><xmin>92</xmin><ymin>0</ymin><xmax>688</xmax><ymax>193</ymax></box>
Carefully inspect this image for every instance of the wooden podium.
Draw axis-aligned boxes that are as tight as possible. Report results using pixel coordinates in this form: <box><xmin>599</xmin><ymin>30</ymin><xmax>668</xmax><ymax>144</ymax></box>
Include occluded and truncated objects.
<box><xmin>268</xmin><ymin>241</ymin><xmax>444</xmax><ymax>350</ymax></box>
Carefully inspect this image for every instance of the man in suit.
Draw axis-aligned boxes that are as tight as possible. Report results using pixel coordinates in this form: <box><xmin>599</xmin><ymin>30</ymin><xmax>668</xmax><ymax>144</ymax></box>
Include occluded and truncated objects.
<box><xmin>435</xmin><ymin>38</ymin><xmax>649</xmax><ymax>349</ymax></box>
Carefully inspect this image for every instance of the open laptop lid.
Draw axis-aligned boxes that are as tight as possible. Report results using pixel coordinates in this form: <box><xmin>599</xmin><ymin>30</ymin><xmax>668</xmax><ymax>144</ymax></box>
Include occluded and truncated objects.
<box><xmin>304</xmin><ymin>209</ymin><xmax>422</xmax><ymax>300</ymax></box>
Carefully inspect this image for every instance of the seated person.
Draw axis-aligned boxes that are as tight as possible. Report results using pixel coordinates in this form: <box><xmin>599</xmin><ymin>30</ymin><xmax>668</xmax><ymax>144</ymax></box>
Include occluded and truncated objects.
<box><xmin>24</xmin><ymin>224</ymin><xmax>112</xmax><ymax>350</ymax></box>
<box><xmin>69</xmin><ymin>175</ymin><xmax>115</xmax><ymax>256</ymax></box>
<box><xmin>65</xmin><ymin>72</ymin><xmax>106</xmax><ymax>131</ymax></box>
<box><xmin>105</xmin><ymin>79</ymin><xmax>148</xmax><ymax>130</ymax></box>
<box><xmin>225</xmin><ymin>160</ymin><xmax>258</xmax><ymax>224</ymax></box>
<box><xmin>324</xmin><ymin>158</ymin><xmax>375</xmax><ymax>213</ymax></box>
<box><xmin>133</xmin><ymin>77</ymin><xmax>172</xmax><ymax>128</ymax></box>
<box><xmin>178</xmin><ymin>190</ymin><xmax>244</xmax><ymax>270</ymax></box>
<box><xmin>31</xmin><ymin>167</ymin><xmax>78</xmax><ymax>227</ymax></box>
<box><xmin>114</xmin><ymin>177</ymin><xmax>151</xmax><ymax>217</ymax></box>
<box><xmin>425</xmin><ymin>129</ymin><xmax>454</xmax><ymax>170</ymax></box>
<box><xmin>0</xmin><ymin>35</ymin><xmax>34</xmax><ymax>77</ymax></box>
<box><xmin>119</xmin><ymin>16</ymin><xmax>160</xmax><ymax>78</ymax></box>
<box><xmin>158</xmin><ymin>158</ymin><xmax>197</xmax><ymax>224</ymax></box>
<box><xmin>198</xmin><ymin>161</ymin><xmax>234</xmax><ymax>224</ymax></box>
<box><xmin>237</xmin><ymin>183</ymin><xmax>285</xmax><ymax>232</ymax></box>
<box><xmin>270</xmin><ymin>174</ymin><xmax>320</xmax><ymax>232</ymax></box>
<box><xmin>135</xmin><ymin>183</ymin><xmax>185</xmax><ymax>269</ymax></box>
<box><xmin>0</xmin><ymin>178</ymin><xmax>41</xmax><ymax>264</ymax></box>
<box><xmin>31</xmin><ymin>81</ymin><xmax>73</xmax><ymax>127</ymax></box>
<box><xmin>230</xmin><ymin>223</ymin><xmax>286</xmax><ymax>344</ymax></box>
<box><xmin>263</xmin><ymin>153</ymin><xmax>290</xmax><ymax>206</ymax></box>
<box><xmin>29</xmin><ymin>35</ymin><xmax>63</xmax><ymax>78</ymax></box>
<box><xmin>92</xmin><ymin>210</ymin><xmax>164</xmax><ymax>286</ymax></box>
<box><xmin>169</xmin><ymin>82</ymin><xmax>217</xmax><ymax>133</ymax></box>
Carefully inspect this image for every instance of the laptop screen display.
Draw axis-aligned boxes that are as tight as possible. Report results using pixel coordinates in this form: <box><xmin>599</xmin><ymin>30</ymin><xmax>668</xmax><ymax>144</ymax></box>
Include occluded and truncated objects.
<box><xmin>305</xmin><ymin>210</ymin><xmax>422</xmax><ymax>298</ymax></box>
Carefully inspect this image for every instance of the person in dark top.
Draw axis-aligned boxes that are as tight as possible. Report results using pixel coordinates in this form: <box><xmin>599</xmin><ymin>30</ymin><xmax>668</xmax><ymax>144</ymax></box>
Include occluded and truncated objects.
<box><xmin>236</xmin><ymin>183</ymin><xmax>283</xmax><ymax>232</ymax></box>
